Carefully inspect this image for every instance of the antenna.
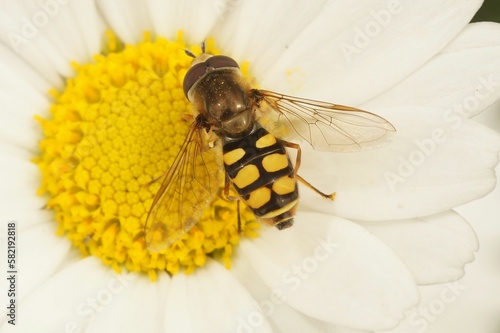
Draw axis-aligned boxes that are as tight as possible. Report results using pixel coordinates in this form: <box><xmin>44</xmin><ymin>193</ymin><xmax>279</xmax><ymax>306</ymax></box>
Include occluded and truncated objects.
<box><xmin>183</xmin><ymin>41</ymin><xmax>207</xmax><ymax>58</ymax></box>
<box><xmin>184</xmin><ymin>49</ymin><xmax>196</xmax><ymax>58</ymax></box>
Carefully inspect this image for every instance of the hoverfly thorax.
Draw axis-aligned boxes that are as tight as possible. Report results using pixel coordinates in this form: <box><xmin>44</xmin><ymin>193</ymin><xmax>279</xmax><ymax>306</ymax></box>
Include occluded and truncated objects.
<box><xmin>183</xmin><ymin>54</ymin><xmax>254</xmax><ymax>138</ymax></box>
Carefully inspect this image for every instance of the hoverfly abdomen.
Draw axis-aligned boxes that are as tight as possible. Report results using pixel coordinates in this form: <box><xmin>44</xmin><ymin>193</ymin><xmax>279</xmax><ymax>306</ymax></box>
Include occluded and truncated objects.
<box><xmin>222</xmin><ymin>123</ymin><xmax>298</xmax><ymax>229</ymax></box>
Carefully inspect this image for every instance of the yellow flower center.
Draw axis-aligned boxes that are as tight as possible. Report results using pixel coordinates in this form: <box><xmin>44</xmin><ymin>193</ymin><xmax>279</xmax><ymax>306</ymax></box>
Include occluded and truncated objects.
<box><xmin>34</xmin><ymin>31</ymin><xmax>259</xmax><ymax>280</ymax></box>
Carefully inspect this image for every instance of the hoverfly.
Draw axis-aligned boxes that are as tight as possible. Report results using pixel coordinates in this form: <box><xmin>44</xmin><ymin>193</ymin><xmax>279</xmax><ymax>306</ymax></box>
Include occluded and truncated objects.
<box><xmin>144</xmin><ymin>43</ymin><xmax>395</xmax><ymax>251</ymax></box>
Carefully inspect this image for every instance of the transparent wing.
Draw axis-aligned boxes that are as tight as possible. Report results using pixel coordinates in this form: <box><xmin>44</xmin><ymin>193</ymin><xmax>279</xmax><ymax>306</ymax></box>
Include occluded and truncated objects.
<box><xmin>144</xmin><ymin>122</ymin><xmax>221</xmax><ymax>252</ymax></box>
<box><xmin>254</xmin><ymin>90</ymin><xmax>396</xmax><ymax>152</ymax></box>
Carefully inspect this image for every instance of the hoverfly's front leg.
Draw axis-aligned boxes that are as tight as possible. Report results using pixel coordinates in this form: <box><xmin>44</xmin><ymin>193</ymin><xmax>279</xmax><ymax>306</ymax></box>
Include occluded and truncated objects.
<box><xmin>223</xmin><ymin>174</ymin><xmax>243</xmax><ymax>232</ymax></box>
<box><xmin>281</xmin><ymin>140</ymin><xmax>336</xmax><ymax>201</ymax></box>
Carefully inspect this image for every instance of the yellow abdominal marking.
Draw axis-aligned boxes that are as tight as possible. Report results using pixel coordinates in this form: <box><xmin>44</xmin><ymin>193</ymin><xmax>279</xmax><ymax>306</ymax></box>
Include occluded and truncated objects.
<box><xmin>223</xmin><ymin>148</ymin><xmax>246</xmax><ymax>166</ymax></box>
<box><xmin>255</xmin><ymin>134</ymin><xmax>277</xmax><ymax>148</ymax></box>
<box><xmin>262</xmin><ymin>153</ymin><xmax>289</xmax><ymax>172</ymax></box>
<box><xmin>233</xmin><ymin>164</ymin><xmax>260</xmax><ymax>189</ymax></box>
<box><xmin>246</xmin><ymin>187</ymin><xmax>272</xmax><ymax>209</ymax></box>
<box><xmin>33</xmin><ymin>31</ymin><xmax>259</xmax><ymax>279</ymax></box>
<box><xmin>272</xmin><ymin>176</ymin><xmax>296</xmax><ymax>195</ymax></box>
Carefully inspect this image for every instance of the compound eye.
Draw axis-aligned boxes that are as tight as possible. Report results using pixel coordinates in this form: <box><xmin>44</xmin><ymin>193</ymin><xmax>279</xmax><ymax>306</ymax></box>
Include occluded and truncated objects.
<box><xmin>183</xmin><ymin>55</ymin><xmax>240</xmax><ymax>99</ymax></box>
<box><xmin>206</xmin><ymin>55</ymin><xmax>239</xmax><ymax>70</ymax></box>
<box><xmin>183</xmin><ymin>62</ymin><xmax>207</xmax><ymax>98</ymax></box>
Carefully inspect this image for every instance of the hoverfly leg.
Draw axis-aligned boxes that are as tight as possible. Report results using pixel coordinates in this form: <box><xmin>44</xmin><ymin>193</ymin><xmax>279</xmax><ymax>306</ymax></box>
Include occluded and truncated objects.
<box><xmin>281</xmin><ymin>140</ymin><xmax>301</xmax><ymax>173</ymax></box>
<box><xmin>223</xmin><ymin>174</ymin><xmax>239</xmax><ymax>201</ymax></box>
<box><xmin>181</xmin><ymin>113</ymin><xmax>195</xmax><ymax>122</ymax></box>
<box><xmin>237</xmin><ymin>200</ymin><xmax>242</xmax><ymax>233</ymax></box>
<box><xmin>296</xmin><ymin>174</ymin><xmax>336</xmax><ymax>200</ymax></box>
<box><xmin>281</xmin><ymin>139</ymin><xmax>335</xmax><ymax>200</ymax></box>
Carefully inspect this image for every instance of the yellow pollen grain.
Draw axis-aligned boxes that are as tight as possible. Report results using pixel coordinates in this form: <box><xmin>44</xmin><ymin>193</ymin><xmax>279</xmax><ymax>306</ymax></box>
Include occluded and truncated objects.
<box><xmin>34</xmin><ymin>31</ymin><xmax>258</xmax><ymax>278</ymax></box>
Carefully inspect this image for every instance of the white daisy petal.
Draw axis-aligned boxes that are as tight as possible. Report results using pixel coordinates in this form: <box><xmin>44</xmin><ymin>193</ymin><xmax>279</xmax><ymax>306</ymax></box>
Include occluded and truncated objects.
<box><xmin>0</xmin><ymin>222</ymin><xmax>71</xmax><ymax>303</ymax></box>
<box><xmin>0</xmin><ymin>43</ymin><xmax>53</xmax><ymax>96</ymax></box>
<box><xmin>299</xmin><ymin>107</ymin><xmax>500</xmax><ymax>221</ymax></box>
<box><xmin>97</xmin><ymin>0</ymin><xmax>154</xmax><ymax>44</ymax></box>
<box><xmin>210</xmin><ymin>0</ymin><xmax>326</xmax><ymax>79</ymax></box>
<box><xmin>0</xmin><ymin>92</ymin><xmax>48</xmax><ymax>149</ymax></box>
<box><xmin>364</xmin><ymin>22</ymin><xmax>500</xmax><ymax>117</ymax></box>
<box><xmin>0</xmin><ymin>158</ymin><xmax>45</xmax><ymax>218</ymax></box>
<box><xmin>1</xmin><ymin>209</ymin><xmax>54</xmax><ymax>230</ymax></box>
<box><xmin>68</xmin><ymin>0</ymin><xmax>106</xmax><ymax>58</ymax></box>
<box><xmin>358</xmin><ymin>210</ymin><xmax>479</xmax><ymax>285</ymax></box>
<box><xmin>325</xmin><ymin>326</ymin><xmax>372</xmax><ymax>333</ymax></box>
<box><xmin>0</xmin><ymin>0</ymin><xmax>105</xmax><ymax>84</ymax></box>
<box><xmin>232</xmin><ymin>252</ymin><xmax>372</xmax><ymax>333</ymax></box>
<box><xmin>0</xmin><ymin>257</ymin><xmax>138</xmax><ymax>332</ymax></box>
<box><xmin>0</xmin><ymin>3</ymin><xmax>62</xmax><ymax>86</ymax></box>
<box><xmin>258</xmin><ymin>0</ymin><xmax>482</xmax><ymax>105</ymax></box>
<box><xmin>241</xmin><ymin>212</ymin><xmax>418</xmax><ymax>331</ymax></box>
<box><xmin>0</xmin><ymin>44</ymin><xmax>52</xmax><ymax>143</ymax></box>
<box><xmin>146</xmin><ymin>0</ymin><xmax>221</xmax><ymax>43</ymax></box>
<box><xmin>163</xmin><ymin>259</ymin><xmax>273</xmax><ymax>333</ymax></box>
<box><xmin>85</xmin><ymin>273</ymin><xmax>170</xmax><ymax>333</ymax></box>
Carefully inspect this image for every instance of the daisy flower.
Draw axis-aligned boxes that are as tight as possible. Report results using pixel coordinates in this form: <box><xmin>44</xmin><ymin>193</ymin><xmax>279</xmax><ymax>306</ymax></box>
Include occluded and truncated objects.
<box><xmin>1</xmin><ymin>0</ymin><xmax>499</xmax><ymax>332</ymax></box>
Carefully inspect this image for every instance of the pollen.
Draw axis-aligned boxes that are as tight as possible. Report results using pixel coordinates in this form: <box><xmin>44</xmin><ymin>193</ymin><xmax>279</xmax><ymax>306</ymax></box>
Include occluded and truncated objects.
<box><xmin>34</xmin><ymin>31</ymin><xmax>259</xmax><ymax>279</ymax></box>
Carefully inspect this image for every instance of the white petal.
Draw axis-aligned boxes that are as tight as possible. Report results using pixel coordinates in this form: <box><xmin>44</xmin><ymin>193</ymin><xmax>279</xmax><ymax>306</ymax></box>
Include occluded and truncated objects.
<box><xmin>232</xmin><ymin>253</ymin><xmax>373</xmax><ymax>333</ymax></box>
<box><xmin>0</xmin><ymin>92</ymin><xmax>48</xmax><ymax>150</ymax></box>
<box><xmin>231</xmin><ymin>253</ymin><xmax>336</xmax><ymax>332</ymax></box>
<box><xmin>97</xmin><ymin>0</ymin><xmax>154</xmax><ymax>44</ymax></box>
<box><xmin>365</xmin><ymin>22</ymin><xmax>500</xmax><ymax>117</ymax></box>
<box><xmin>147</xmin><ymin>0</ymin><xmax>220</xmax><ymax>43</ymax></box>
<box><xmin>69</xmin><ymin>0</ymin><xmax>106</xmax><ymax>58</ymax></box>
<box><xmin>0</xmin><ymin>45</ymin><xmax>53</xmax><ymax>149</ymax></box>
<box><xmin>85</xmin><ymin>273</ymin><xmax>170</xmax><ymax>333</ymax></box>
<box><xmin>0</xmin><ymin>43</ymin><xmax>53</xmax><ymax>96</ymax></box>
<box><xmin>0</xmin><ymin>222</ymin><xmax>71</xmax><ymax>301</ymax></box>
<box><xmin>0</xmin><ymin>158</ymin><xmax>45</xmax><ymax>218</ymax></box>
<box><xmin>241</xmin><ymin>212</ymin><xmax>418</xmax><ymax>331</ymax></box>
<box><xmin>257</xmin><ymin>0</ymin><xmax>482</xmax><ymax>105</ymax></box>
<box><xmin>0</xmin><ymin>209</ymin><xmax>54</xmax><ymax>230</ymax></box>
<box><xmin>0</xmin><ymin>257</ymin><xmax>138</xmax><ymax>332</ymax></box>
<box><xmin>0</xmin><ymin>0</ymin><xmax>105</xmax><ymax>85</ymax></box>
<box><xmin>358</xmin><ymin>211</ymin><xmax>479</xmax><ymax>285</ymax></box>
<box><xmin>164</xmin><ymin>259</ymin><xmax>273</xmax><ymax>333</ymax></box>
<box><xmin>299</xmin><ymin>106</ymin><xmax>500</xmax><ymax>220</ymax></box>
<box><xmin>0</xmin><ymin>3</ymin><xmax>62</xmax><ymax>86</ymax></box>
<box><xmin>210</xmin><ymin>0</ymin><xmax>326</xmax><ymax>79</ymax></box>
<box><xmin>0</xmin><ymin>139</ymin><xmax>51</xmax><ymax>229</ymax></box>
<box><xmin>381</xmin><ymin>280</ymin><xmax>473</xmax><ymax>333</ymax></box>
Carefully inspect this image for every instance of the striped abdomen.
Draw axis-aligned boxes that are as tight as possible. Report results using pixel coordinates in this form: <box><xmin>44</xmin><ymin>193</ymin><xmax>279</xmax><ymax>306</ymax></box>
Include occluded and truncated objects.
<box><xmin>222</xmin><ymin>123</ymin><xmax>298</xmax><ymax>228</ymax></box>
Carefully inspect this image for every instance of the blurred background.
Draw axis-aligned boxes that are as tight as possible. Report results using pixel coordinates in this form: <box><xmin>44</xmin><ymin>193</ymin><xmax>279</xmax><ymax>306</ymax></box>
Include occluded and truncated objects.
<box><xmin>472</xmin><ymin>0</ymin><xmax>500</xmax><ymax>22</ymax></box>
